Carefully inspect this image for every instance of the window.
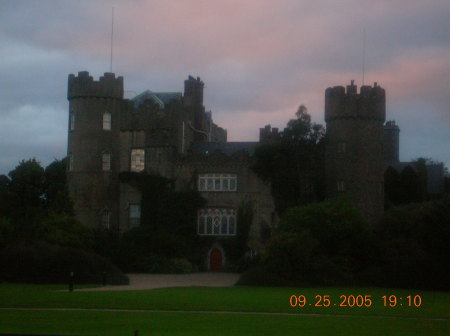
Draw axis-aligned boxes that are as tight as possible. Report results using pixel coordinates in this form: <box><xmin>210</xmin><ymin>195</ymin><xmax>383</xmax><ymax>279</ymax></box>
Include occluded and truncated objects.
<box><xmin>101</xmin><ymin>210</ymin><xmax>111</xmax><ymax>230</ymax></box>
<box><xmin>129</xmin><ymin>203</ymin><xmax>141</xmax><ymax>227</ymax></box>
<box><xmin>337</xmin><ymin>180</ymin><xmax>345</xmax><ymax>192</ymax></box>
<box><xmin>102</xmin><ymin>153</ymin><xmax>111</xmax><ymax>171</ymax></box>
<box><xmin>130</xmin><ymin>149</ymin><xmax>145</xmax><ymax>172</ymax></box>
<box><xmin>337</xmin><ymin>142</ymin><xmax>346</xmax><ymax>153</ymax></box>
<box><xmin>103</xmin><ymin>112</ymin><xmax>111</xmax><ymax>130</ymax></box>
<box><xmin>198</xmin><ymin>208</ymin><xmax>236</xmax><ymax>236</ymax></box>
<box><xmin>68</xmin><ymin>153</ymin><xmax>74</xmax><ymax>171</ymax></box>
<box><xmin>198</xmin><ymin>174</ymin><xmax>237</xmax><ymax>192</ymax></box>
<box><xmin>69</xmin><ymin>111</ymin><xmax>75</xmax><ymax>131</ymax></box>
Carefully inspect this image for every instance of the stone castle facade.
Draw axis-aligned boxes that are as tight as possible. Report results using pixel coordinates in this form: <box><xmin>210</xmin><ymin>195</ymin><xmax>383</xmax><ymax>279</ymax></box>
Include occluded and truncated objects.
<box><xmin>67</xmin><ymin>71</ymin><xmax>275</xmax><ymax>270</ymax></box>
<box><xmin>67</xmin><ymin>71</ymin><xmax>419</xmax><ymax>269</ymax></box>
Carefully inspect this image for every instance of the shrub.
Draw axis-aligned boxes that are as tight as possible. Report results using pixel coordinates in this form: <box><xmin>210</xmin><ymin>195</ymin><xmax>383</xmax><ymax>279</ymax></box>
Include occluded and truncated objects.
<box><xmin>372</xmin><ymin>197</ymin><xmax>450</xmax><ymax>290</ymax></box>
<box><xmin>0</xmin><ymin>242</ymin><xmax>128</xmax><ymax>285</ymax></box>
<box><xmin>37</xmin><ymin>214</ymin><xmax>93</xmax><ymax>250</ymax></box>
<box><xmin>253</xmin><ymin>198</ymin><xmax>376</xmax><ymax>286</ymax></box>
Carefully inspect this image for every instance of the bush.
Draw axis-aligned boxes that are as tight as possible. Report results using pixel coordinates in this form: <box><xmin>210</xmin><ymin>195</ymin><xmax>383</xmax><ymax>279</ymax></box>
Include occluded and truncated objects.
<box><xmin>0</xmin><ymin>242</ymin><xmax>129</xmax><ymax>285</ymax></box>
<box><xmin>259</xmin><ymin>198</ymin><xmax>375</xmax><ymax>286</ymax></box>
<box><xmin>37</xmin><ymin>214</ymin><xmax>93</xmax><ymax>250</ymax></box>
<box><xmin>372</xmin><ymin>197</ymin><xmax>450</xmax><ymax>290</ymax></box>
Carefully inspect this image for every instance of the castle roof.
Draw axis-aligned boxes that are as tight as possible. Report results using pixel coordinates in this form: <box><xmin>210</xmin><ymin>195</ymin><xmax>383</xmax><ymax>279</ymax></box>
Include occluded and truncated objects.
<box><xmin>132</xmin><ymin>90</ymin><xmax>182</xmax><ymax>108</ymax></box>
<box><xmin>189</xmin><ymin>142</ymin><xmax>258</xmax><ymax>156</ymax></box>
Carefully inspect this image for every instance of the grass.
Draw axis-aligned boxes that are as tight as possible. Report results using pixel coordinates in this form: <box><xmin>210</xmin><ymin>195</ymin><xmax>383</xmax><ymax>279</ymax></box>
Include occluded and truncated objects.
<box><xmin>1</xmin><ymin>310</ymin><xmax>449</xmax><ymax>336</ymax></box>
<box><xmin>0</xmin><ymin>283</ymin><xmax>449</xmax><ymax>335</ymax></box>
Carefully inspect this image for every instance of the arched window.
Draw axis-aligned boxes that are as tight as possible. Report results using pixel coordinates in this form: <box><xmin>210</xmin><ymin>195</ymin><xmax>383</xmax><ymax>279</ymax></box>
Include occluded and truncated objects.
<box><xmin>103</xmin><ymin>112</ymin><xmax>111</xmax><ymax>130</ymax></box>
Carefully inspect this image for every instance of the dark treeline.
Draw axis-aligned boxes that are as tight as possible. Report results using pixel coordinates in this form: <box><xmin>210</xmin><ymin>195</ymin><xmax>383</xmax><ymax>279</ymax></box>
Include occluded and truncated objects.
<box><xmin>0</xmin><ymin>107</ymin><xmax>448</xmax><ymax>289</ymax></box>
<box><xmin>239</xmin><ymin>107</ymin><xmax>449</xmax><ymax>290</ymax></box>
<box><xmin>0</xmin><ymin>158</ymin><xmax>128</xmax><ymax>285</ymax></box>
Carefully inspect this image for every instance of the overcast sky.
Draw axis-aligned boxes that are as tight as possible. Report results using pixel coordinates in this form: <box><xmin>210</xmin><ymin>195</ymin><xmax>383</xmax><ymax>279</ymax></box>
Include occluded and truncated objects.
<box><xmin>0</xmin><ymin>0</ymin><xmax>449</xmax><ymax>174</ymax></box>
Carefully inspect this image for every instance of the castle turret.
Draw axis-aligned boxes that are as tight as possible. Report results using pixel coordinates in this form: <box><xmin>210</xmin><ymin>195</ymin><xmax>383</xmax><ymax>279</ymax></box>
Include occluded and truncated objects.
<box><xmin>67</xmin><ymin>71</ymin><xmax>124</xmax><ymax>230</ymax></box>
<box><xmin>183</xmin><ymin>75</ymin><xmax>207</xmax><ymax>141</ymax></box>
<box><xmin>383</xmin><ymin>120</ymin><xmax>400</xmax><ymax>163</ymax></box>
<box><xmin>325</xmin><ymin>80</ymin><xmax>385</xmax><ymax>225</ymax></box>
<box><xmin>183</xmin><ymin>75</ymin><xmax>204</xmax><ymax>106</ymax></box>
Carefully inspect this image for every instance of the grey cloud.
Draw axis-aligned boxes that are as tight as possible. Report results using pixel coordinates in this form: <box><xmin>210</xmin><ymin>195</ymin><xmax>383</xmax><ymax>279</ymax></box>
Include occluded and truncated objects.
<box><xmin>0</xmin><ymin>0</ymin><xmax>448</xmax><ymax>174</ymax></box>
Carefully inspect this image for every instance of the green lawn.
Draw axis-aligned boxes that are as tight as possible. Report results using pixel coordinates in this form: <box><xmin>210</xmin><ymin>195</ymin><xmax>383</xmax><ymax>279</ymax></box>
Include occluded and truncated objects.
<box><xmin>0</xmin><ymin>283</ymin><xmax>448</xmax><ymax>335</ymax></box>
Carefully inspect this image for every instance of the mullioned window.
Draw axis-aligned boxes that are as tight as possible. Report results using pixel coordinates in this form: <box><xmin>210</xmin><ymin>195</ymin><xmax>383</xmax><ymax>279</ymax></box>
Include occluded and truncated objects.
<box><xmin>198</xmin><ymin>173</ymin><xmax>237</xmax><ymax>192</ymax></box>
<box><xmin>198</xmin><ymin>208</ymin><xmax>236</xmax><ymax>236</ymax></box>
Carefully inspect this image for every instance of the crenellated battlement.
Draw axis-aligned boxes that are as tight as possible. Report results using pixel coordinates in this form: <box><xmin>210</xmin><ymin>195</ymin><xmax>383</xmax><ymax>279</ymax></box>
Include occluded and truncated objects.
<box><xmin>384</xmin><ymin>120</ymin><xmax>399</xmax><ymax>130</ymax></box>
<box><xmin>325</xmin><ymin>80</ymin><xmax>385</xmax><ymax>122</ymax></box>
<box><xmin>184</xmin><ymin>75</ymin><xmax>204</xmax><ymax>106</ymax></box>
<box><xmin>68</xmin><ymin>71</ymin><xmax>124</xmax><ymax>100</ymax></box>
<box><xmin>259</xmin><ymin>124</ymin><xmax>280</xmax><ymax>143</ymax></box>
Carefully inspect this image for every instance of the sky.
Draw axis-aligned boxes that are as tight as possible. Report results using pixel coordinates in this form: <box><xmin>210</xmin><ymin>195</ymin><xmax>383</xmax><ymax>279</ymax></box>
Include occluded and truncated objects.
<box><xmin>0</xmin><ymin>0</ymin><xmax>449</xmax><ymax>174</ymax></box>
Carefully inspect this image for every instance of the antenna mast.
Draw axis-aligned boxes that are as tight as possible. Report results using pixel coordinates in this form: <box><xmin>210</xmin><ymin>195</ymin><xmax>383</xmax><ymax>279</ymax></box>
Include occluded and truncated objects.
<box><xmin>362</xmin><ymin>28</ymin><xmax>366</xmax><ymax>86</ymax></box>
<box><xmin>109</xmin><ymin>7</ymin><xmax>114</xmax><ymax>73</ymax></box>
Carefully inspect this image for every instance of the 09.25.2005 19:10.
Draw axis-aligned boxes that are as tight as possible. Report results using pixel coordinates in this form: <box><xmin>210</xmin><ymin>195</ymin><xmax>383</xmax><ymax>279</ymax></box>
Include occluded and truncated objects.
<box><xmin>289</xmin><ymin>294</ymin><xmax>422</xmax><ymax>308</ymax></box>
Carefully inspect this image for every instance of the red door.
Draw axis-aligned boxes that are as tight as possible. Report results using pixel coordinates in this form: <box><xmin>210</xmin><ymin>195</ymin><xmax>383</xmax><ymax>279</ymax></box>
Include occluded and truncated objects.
<box><xmin>209</xmin><ymin>248</ymin><xmax>222</xmax><ymax>271</ymax></box>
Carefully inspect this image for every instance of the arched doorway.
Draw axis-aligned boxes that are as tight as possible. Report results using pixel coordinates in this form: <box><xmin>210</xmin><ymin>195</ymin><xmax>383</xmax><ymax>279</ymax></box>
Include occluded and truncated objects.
<box><xmin>209</xmin><ymin>248</ymin><xmax>223</xmax><ymax>271</ymax></box>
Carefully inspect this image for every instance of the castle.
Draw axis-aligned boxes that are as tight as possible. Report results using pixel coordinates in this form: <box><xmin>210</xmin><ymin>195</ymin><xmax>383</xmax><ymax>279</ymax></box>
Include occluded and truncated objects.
<box><xmin>67</xmin><ymin>71</ymin><xmax>275</xmax><ymax>270</ymax></box>
<box><xmin>67</xmin><ymin>71</ymin><xmax>442</xmax><ymax>270</ymax></box>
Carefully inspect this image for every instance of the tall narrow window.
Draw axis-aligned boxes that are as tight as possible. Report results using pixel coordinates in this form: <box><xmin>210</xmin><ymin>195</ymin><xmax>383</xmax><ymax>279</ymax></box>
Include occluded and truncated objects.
<box><xmin>102</xmin><ymin>153</ymin><xmax>111</xmax><ymax>171</ymax></box>
<box><xmin>337</xmin><ymin>180</ymin><xmax>345</xmax><ymax>192</ymax></box>
<box><xmin>101</xmin><ymin>210</ymin><xmax>111</xmax><ymax>230</ymax></box>
<box><xmin>68</xmin><ymin>153</ymin><xmax>74</xmax><ymax>171</ymax></box>
<box><xmin>337</xmin><ymin>142</ymin><xmax>346</xmax><ymax>153</ymax></box>
<box><xmin>69</xmin><ymin>111</ymin><xmax>75</xmax><ymax>131</ymax></box>
<box><xmin>131</xmin><ymin>149</ymin><xmax>145</xmax><ymax>172</ymax></box>
<box><xmin>103</xmin><ymin>112</ymin><xmax>111</xmax><ymax>130</ymax></box>
<box><xmin>129</xmin><ymin>203</ymin><xmax>141</xmax><ymax>227</ymax></box>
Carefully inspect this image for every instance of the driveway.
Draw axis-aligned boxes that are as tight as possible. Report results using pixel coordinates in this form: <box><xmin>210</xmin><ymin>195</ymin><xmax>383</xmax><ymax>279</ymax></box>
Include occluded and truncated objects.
<box><xmin>77</xmin><ymin>273</ymin><xmax>240</xmax><ymax>291</ymax></box>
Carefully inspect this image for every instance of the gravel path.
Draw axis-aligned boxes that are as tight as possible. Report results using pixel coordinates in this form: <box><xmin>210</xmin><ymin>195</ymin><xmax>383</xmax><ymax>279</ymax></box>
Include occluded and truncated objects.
<box><xmin>77</xmin><ymin>273</ymin><xmax>240</xmax><ymax>291</ymax></box>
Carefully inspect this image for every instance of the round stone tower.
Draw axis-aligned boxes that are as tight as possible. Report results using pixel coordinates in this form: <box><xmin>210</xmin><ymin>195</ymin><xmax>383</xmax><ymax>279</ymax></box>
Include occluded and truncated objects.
<box><xmin>324</xmin><ymin>80</ymin><xmax>386</xmax><ymax>225</ymax></box>
<box><xmin>67</xmin><ymin>71</ymin><xmax>124</xmax><ymax>230</ymax></box>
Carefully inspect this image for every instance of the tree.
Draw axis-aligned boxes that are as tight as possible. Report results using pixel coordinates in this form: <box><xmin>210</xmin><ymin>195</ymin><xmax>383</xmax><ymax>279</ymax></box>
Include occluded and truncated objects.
<box><xmin>375</xmin><ymin>196</ymin><xmax>450</xmax><ymax>289</ymax></box>
<box><xmin>8</xmin><ymin>158</ymin><xmax>45</xmax><ymax>211</ymax></box>
<box><xmin>115</xmin><ymin>172</ymin><xmax>206</xmax><ymax>271</ymax></box>
<box><xmin>253</xmin><ymin>105</ymin><xmax>325</xmax><ymax>215</ymax></box>
<box><xmin>43</xmin><ymin>158</ymin><xmax>73</xmax><ymax>215</ymax></box>
<box><xmin>0</xmin><ymin>157</ymin><xmax>75</xmax><ymax>243</ymax></box>
<box><xmin>283</xmin><ymin>105</ymin><xmax>325</xmax><ymax>144</ymax></box>
<box><xmin>4</xmin><ymin>159</ymin><xmax>46</xmax><ymax>239</ymax></box>
<box><xmin>263</xmin><ymin>197</ymin><xmax>375</xmax><ymax>285</ymax></box>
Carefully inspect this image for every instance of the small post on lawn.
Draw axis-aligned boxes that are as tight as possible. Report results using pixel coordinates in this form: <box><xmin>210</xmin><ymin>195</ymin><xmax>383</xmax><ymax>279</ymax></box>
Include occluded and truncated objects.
<box><xmin>69</xmin><ymin>271</ymin><xmax>74</xmax><ymax>292</ymax></box>
<box><xmin>134</xmin><ymin>330</ymin><xmax>139</xmax><ymax>336</ymax></box>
